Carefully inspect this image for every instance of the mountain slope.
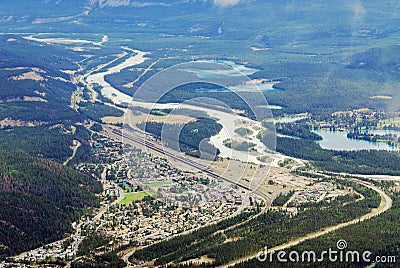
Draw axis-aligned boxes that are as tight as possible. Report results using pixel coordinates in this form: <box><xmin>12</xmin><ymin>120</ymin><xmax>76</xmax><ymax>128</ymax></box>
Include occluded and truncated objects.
<box><xmin>0</xmin><ymin>35</ymin><xmax>102</xmax><ymax>259</ymax></box>
<box><xmin>0</xmin><ymin>35</ymin><xmax>85</xmax><ymax>124</ymax></box>
<box><xmin>0</xmin><ymin>149</ymin><xmax>102</xmax><ymax>259</ymax></box>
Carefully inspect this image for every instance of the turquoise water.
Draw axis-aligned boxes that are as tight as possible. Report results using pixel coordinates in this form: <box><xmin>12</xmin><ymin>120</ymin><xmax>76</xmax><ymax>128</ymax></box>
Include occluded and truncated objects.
<box><xmin>275</xmin><ymin>116</ymin><xmax>308</xmax><ymax>123</ymax></box>
<box><xmin>194</xmin><ymin>87</ymin><xmax>229</xmax><ymax>93</ymax></box>
<box><xmin>213</xmin><ymin>60</ymin><xmax>261</xmax><ymax>75</ymax></box>
<box><xmin>313</xmin><ymin>130</ymin><xmax>399</xmax><ymax>151</ymax></box>
<box><xmin>185</xmin><ymin>60</ymin><xmax>260</xmax><ymax>79</ymax></box>
<box><xmin>185</xmin><ymin>60</ymin><xmax>284</xmax><ymax>93</ymax></box>
<box><xmin>194</xmin><ymin>85</ymin><xmax>281</xmax><ymax>93</ymax></box>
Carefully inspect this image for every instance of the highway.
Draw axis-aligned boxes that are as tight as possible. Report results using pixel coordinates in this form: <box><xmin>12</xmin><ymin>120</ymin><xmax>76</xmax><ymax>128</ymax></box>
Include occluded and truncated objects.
<box><xmin>220</xmin><ymin>177</ymin><xmax>393</xmax><ymax>267</ymax></box>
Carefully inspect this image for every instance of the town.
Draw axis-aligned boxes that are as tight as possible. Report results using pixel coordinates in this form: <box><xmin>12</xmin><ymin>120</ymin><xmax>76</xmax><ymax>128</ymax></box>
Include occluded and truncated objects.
<box><xmin>9</xmin><ymin>132</ymin><xmax>255</xmax><ymax>265</ymax></box>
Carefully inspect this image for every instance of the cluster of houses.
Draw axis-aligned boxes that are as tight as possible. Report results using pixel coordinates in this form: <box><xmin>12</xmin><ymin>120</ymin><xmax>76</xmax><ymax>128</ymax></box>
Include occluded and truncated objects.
<box><xmin>12</xmin><ymin>227</ymin><xmax>83</xmax><ymax>264</ymax></box>
<box><xmin>317</xmin><ymin>108</ymin><xmax>383</xmax><ymax>130</ymax></box>
<box><xmin>288</xmin><ymin>181</ymin><xmax>348</xmax><ymax>206</ymax></box>
<box><xmin>88</xmin><ymin>142</ymin><xmax>248</xmax><ymax>247</ymax></box>
<box><xmin>94</xmin><ymin>198</ymin><xmax>239</xmax><ymax>247</ymax></box>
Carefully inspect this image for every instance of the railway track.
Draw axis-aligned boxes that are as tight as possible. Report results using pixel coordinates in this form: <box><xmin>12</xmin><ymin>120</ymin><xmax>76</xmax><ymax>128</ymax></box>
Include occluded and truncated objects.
<box><xmin>110</xmin><ymin>128</ymin><xmax>255</xmax><ymax>192</ymax></box>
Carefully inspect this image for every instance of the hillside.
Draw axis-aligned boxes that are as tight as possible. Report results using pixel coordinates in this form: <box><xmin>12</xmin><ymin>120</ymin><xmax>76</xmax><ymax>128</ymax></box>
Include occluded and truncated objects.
<box><xmin>0</xmin><ymin>35</ymin><xmax>85</xmax><ymax>124</ymax></box>
<box><xmin>0</xmin><ymin>35</ymin><xmax>103</xmax><ymax>259</ymax></box>
<box><xmin>0</xmin><ymin>148</ymin><xmax>102</xmax><ymax>259</ymax></box>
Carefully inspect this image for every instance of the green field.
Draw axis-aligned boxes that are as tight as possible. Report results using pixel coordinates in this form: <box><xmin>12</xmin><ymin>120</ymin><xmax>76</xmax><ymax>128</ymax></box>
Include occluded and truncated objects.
<box><xmin>146</xmin><ymin>180</ymin><xmax>173</xmax><ymax>188</ymax></box>
<box><xmin>118</xmin><ymin>192</ymin><xmax>152</xmax><ymax>205</ymax></box>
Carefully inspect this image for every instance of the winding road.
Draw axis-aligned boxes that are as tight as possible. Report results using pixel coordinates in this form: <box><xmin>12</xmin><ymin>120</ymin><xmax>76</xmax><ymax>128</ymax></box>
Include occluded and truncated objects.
<box><xmin>220</xmin><ymin>178</ymin><xmax>393</xmax><ymax>267</ymax></box>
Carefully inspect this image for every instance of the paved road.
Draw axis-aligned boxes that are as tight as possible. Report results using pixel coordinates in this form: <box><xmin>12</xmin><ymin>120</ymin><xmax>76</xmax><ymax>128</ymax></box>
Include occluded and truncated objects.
<box><xmin>120</xmin><ymin>196</ymin><xmax>266</xmax><ymax>268</ymax></box>
<box><xmin>347</xmin><ymin>173</ymin><xmax>400</xmax><ymax>181</ymax></box>
<box><xmin>94</xmin><ymin>180</ymin><xmax>125</xmax><ymax>222</ymax></box>
<box><xmin>220</xmin><ymin>178</ymin><xmax>393</xmax><ymax>267</ymax></box>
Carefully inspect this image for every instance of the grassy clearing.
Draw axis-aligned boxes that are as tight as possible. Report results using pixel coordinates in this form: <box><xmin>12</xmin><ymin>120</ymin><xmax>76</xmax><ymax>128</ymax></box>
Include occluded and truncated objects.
<box><xmin>147</xmin><ymin>180</ymin><xmax>172</xmax><ymax>188</ymax></box>
<box><xmin>118</xmin><ymin>191</ymin><xmax>151</xmax><ymax>204</ymax></box>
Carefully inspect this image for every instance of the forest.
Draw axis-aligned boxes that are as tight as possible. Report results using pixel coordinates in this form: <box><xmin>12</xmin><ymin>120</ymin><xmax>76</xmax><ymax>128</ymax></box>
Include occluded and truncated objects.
<box><xmin>137</xmin><ymin>118</ymin><xmax>222</xmax><ymax>159</ymax></box>
<box><xmin>271</xmin><ymin>190</ymin><xmax>295</xmax><ymax>206</ymax></box>
<box><xmin>0</xmin><ymin>148</ymin><xmax>102</xmax><ymax>259</ymax></box>
<box><xmin>275</xmin><ymin>122</ymin><xmax>322</xmax><ymax>141</ymax></box>
<box><xmin>275</xmin><ymin>137</ymin><xmax>400</xmax><ymax>175</ymax></box>
<box><xmin>0</xmin><ymin>125</ymin><xmax>92</xmax><ymax>164</ymax></box>
<box><xmin>234</xmin><ymin>191</ymin><xmax>400</xmax><ymax>268</ymax></box>
<box><xmin>79</xmin><ymin>101</ymin><xmax>124</xmax><ymax>123</ymax></box>
<box><xmin>0</xmin><ymin>35</ymin><xmax>80</xmax><ymax>74</ymax></box>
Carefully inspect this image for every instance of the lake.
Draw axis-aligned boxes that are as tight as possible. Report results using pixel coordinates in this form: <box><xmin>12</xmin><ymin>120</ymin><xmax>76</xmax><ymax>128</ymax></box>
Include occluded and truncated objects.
<box><xmin>184</xmin><ymin>62</ymin><xmax>258</xmax><ymax>79</ymax></box>
<box><xmin>313</xmin><ymin>130</ymin><xmax>399</xmax><ymax>151</ymax></box>
<box><xmin>274</xmin><ymin>116</ymin><xmax>308</xmax><ymax>123</ymax></box>
<box><xmin>186</xmin><ymin>60</ymin><xmax>282</xmax><ymax>93</ymax></box>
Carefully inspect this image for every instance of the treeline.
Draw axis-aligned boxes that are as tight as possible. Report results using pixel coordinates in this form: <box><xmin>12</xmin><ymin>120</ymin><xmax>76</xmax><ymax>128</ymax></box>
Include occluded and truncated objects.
<box><xmin>347</xmin><ymin>131</ymin><xmax>400</xmax><ymax>147</ymax></box>
<box><xmin>272</xmin><ymin>190</ymin><xmax>295</xmax><ymax>206</ymax></box>
<box><xmin>276</xmin><ymin>137</ymin><xmax>332</xmax><ymax>161</ymax></box>
<box><xmin>276</xmin><ymin>137</ymin><xmax>400</xmax><ymax>175</ymax></box>
<box><xmin>0</xmin><ymin>101</ymin><xmax>85</xmax><ymax>124</ymax></box>
<box><xmin>276</xmin><ymin>122</ymin><xmax>322</xmax><ymax>141</ymax></box>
